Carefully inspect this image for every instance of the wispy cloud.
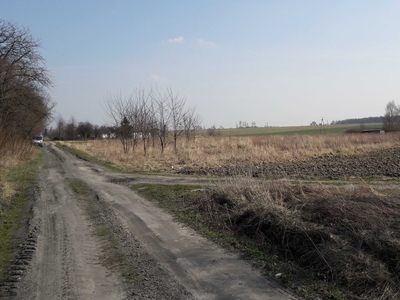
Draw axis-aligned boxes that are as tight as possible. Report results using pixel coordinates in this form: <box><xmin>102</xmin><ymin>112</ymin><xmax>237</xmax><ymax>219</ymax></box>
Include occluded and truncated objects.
<box><xmin>168</xmin><ymin>36</ymin><xmax>184</xmax><ymax>44</ymax></box>
<box><xmin>150</xmin><ymin>74</ymin><xmax>167</xmax><ymax>83</ymax></box>
<box><xmin>196</xmin><ymin>38</ymin><xmax>217</xmax><ymax>48</ymax></box>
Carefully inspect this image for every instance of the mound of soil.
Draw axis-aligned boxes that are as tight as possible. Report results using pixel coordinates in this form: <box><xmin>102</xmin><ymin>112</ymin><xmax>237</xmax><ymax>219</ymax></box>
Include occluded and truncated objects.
<box><xmin>178</xmin><ymin>147</ymin><xmax>400</xmax><ymax>179</ymax></box>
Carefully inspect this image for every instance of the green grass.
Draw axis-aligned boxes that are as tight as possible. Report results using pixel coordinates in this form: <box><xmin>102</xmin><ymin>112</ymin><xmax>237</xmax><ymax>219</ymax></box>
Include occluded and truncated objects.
<box><xmin>200</xmin><ymin>123</ymin><xmax>383</xmax><ymax>137</ymax></box>
<box><xmin>0</xmin><ymin>150</ymin><xmax>44</xmax><ymax>277</ymax></box>
<box><xmin>69</xmin><ymin>179</ymin><xmax>92</xmax><ymax>197</ymax></box>
<box><xmin>131</xmin><ymin>184</ymin><xmax>205</xmax><ymax>227</ymax></box>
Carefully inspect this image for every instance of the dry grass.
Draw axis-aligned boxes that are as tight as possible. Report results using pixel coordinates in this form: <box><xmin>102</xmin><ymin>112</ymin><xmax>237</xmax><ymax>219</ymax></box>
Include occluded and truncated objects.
<box><xmin>0</xmin><ymin>181</ymin><xmax>16</xmax><ymax>210</ymax></box>
<box><xmin>61</xmin><ymin>132</ymin><xmax>400</xmax><ymax>173</ymax></box>
<box><xmin>199</xmin><ymin>178</ymin><xmax>400</xmax><ymax>299</ymax></box>
<box><xmin>0</xmin><ymin>138</ymin><xmax>36</xmax><ymax>168</ymax></box>
<box><xmin>0</xmin><ymin>140</ymin><xmax>38</xmax><ymax>211</ymax></box>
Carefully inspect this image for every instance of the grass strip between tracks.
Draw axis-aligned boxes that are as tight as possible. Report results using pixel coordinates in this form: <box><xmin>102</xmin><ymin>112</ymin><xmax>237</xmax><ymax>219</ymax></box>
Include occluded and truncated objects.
<box><xmin>0</xmin><ymin>150</ymin><xmax>43</xmax><ymax>279</ymax></box>
<box><xmin>69</xmin><ymin>179</ymin><xmax>140</xmax><ymax>282</ymax></box>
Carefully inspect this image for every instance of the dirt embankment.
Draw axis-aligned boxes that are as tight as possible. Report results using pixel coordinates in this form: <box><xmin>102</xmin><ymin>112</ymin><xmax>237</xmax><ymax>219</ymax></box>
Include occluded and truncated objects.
<box><xmin>178</xmin><ymin>147</ymin><xmax>400</xmax><ymax>178</ymax></box>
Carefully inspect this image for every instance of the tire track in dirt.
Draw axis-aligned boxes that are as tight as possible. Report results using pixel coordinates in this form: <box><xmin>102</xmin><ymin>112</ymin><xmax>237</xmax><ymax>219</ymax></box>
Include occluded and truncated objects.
<box><xmin>6</xmin><ymin>144</ymin><xmax>126</xmax><ymax>300</ymax></box>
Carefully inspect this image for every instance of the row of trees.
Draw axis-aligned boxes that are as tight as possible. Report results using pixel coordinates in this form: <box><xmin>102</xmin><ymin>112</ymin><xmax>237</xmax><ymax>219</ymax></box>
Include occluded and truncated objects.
<box><xmin>104</xmin><ymin>88</ymin><xmax>201</xmax><ymax>154</ymax></box>
<box><xmin>236</xmin><ymin>121</ymin><xmax>257</xmax><ymax>128</ymax></box>
<box><xmin>0</xmin><ymin>20</ymin><xmax>53</xmax><ymax>155</ymax></box>
<box><xmin>47</xmin><ymin>116</ymin><xmax>116</xmax><ymax>141</ymax></box>
<box><xmin>332</xmin><ymin>116</ymin><xmax>383</xmax><ymax>125</ymax></box>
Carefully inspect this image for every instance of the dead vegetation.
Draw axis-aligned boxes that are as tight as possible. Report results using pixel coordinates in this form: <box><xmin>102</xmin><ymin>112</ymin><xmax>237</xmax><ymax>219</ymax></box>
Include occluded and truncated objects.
<box><xmin>198</xmin><ymin>178</ymin><xmax>400</xmax><ymax>299</ymax></box>
<box><xmin>62</xmin><ymin>133</ymin><xmax>400</xmax><ymax>299</ymax></box>
<box><xmin>61</xmin><ymin>132</ymin><xmax>400</xmax><ymax>174</ymax></box>
<box><xmin>0</xmin><ymin>141</ymin><xmax>39</xmax><ymax>213</ymax></box>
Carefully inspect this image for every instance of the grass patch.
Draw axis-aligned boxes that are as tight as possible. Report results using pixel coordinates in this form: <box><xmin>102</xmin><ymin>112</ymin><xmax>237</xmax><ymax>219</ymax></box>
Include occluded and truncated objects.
<box><xmin>69</xmin><ymin>178</ymin><xmax>140</xmax><ymax>282</ymax></box>
<box><xmin>0</xmin><ymin>150</ymin><xmax>43</xmax><ymax>278</ymax></box>
<box><xmin>131</xmin><ymin>184</ymin><xmax>205</xmax><ymax>229</ymax></box>
<box><xmin>69</xmin><ymin>179</ymin><xmax>92</xmax><ymax>197</ymax></box>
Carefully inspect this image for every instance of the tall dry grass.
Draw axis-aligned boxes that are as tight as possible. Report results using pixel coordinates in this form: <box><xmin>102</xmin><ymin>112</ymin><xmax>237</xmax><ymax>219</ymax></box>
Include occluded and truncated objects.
<box><xmin>0</xmin><ymin>138</ymin><xmax>36</xmax><ymax>169</ymax></box>
<box><xmin>62</xmin><ymin>132</ymin><xmax>400</xmax><ymax>173</ymax></box>
<box><xmin>0</xmin><ymin>139</ymin><xmax>37</xmax><ymax>210</ymax></box>
<box><xmin>200</xmin><ymin>177</ymin><xmax>400</xmax><ymax>299</ymax></box>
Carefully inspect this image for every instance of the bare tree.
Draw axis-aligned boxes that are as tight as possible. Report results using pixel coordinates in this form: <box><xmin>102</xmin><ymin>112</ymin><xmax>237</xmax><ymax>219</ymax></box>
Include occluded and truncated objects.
<box><xmin>65</xmin><ymin>116</ymin><xmax>77</xmax><ymax>140</ymax></box>
<box><xmin>150</xmin><ymin>89</ymin><xmax>170</xmax><ymax>153</ymax></box>
<box><xmin>104</xmin><ymin>88</ymin><xmax>202</xmax><ymax>155</ymax></box>
<box><xmin>167</xmin><ymin>89</ymin><xmax>186</xmax><ymax>152</ymax></box>
<box><xmin>0</xmin><ymin>20</ymin><xmax>53</xmax><ymax>141</ymax></box>
<box><xmin>183</xmin><ymin>107</ymin><xmax>202</xmax><ymax>141</ymax></box>
<box><xmin>129</xmin><ymin>88</ymin><xmax>152</xmax><ymax>154</ymax></box>
<box><xmin>103</xmin><ymin>93</ymin><xmax>132</xmax><ymax>153</ymax></box>
<box><xmin>55</xmin><ymin>115</ymin><xmax>65</xmax><ymax>140</ymax></box>
<box><xmin>383</xmin><ymin>100</ymin><xmax>400</xmax><ymax>132</ymax></box>
<box><xmin>119</xmin><ymin>116</ymin><xmax>132</xmax><ymax>153</ymax></box>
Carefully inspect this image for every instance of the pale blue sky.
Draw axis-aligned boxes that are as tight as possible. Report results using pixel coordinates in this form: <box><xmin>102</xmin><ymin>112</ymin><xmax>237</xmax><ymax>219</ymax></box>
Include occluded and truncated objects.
<box><xmin>3</xmin><ymin>1</ymin><xmax>400</xmax><ymax>128</ymax></box>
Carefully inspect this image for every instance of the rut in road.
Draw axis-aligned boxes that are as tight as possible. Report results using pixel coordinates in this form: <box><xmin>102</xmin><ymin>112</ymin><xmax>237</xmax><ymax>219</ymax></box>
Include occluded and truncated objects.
<box><xmin>5</xmin><ymin>144</ymin><xmax>298</xmax><ymax>300</ymax></box>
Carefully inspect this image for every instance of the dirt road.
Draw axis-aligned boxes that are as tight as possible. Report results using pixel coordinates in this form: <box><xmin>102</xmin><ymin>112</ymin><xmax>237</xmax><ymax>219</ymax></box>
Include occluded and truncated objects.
<box><xmin>4</xmin><ymin>143</ymin><xmax>297</xmax><ymax>300</ymax></box>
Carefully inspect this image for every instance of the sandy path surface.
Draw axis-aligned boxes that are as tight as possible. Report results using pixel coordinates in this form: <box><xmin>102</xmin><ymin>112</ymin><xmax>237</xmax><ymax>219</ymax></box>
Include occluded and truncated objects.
<box><xmin>4</xmin><ymin>143</ymin><xmax>298</xmax><ymax>300</ymax></box>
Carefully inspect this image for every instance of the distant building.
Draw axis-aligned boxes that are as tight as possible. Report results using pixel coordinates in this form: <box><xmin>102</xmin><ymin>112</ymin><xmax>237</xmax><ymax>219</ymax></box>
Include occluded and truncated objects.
<box><xmin>101</xmin><ymin>133</ymin><xmax>116</xmax><ymax>139</ymax></box>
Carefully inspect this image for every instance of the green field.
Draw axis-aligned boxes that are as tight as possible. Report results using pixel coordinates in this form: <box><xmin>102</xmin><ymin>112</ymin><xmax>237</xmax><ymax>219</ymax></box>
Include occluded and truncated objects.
<box><xmin>201</xmin><ymin>123</ymin><xmax>383</xmax><ymax>137</ymax></box>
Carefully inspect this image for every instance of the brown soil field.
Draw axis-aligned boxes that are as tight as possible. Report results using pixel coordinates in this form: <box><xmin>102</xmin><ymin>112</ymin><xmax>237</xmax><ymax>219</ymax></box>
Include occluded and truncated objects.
<box><xmin>178</xmin><ymin>146</ymin><xmax>400</xmax><ymax>179</ymax></box>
